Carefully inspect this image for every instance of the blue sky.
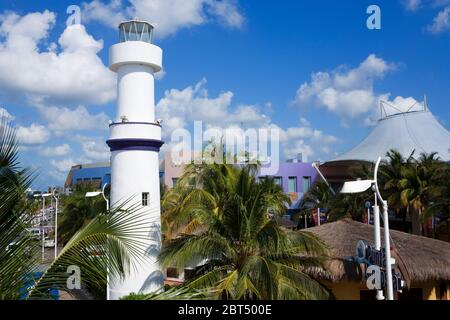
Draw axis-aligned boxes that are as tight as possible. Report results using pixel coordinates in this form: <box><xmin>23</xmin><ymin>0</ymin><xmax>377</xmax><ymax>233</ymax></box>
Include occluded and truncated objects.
<box><xmin>1</xmin><ymin>0</ymin><xmax>449</xmax><ymax>189</ymax></box>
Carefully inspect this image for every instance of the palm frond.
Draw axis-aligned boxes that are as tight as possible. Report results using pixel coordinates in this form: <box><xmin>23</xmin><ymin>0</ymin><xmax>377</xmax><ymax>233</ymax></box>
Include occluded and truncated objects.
<box><xmin>27</xmin><ymin>199</ymin><xmax>156</xmax><ymax>299</ymax></box>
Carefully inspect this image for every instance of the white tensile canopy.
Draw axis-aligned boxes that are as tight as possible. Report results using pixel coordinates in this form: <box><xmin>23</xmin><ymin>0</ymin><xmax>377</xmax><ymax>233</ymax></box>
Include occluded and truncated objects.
<box><xmin>331</xmin><ymin>101</ymin><xmax>450</xmax><ymax>163</ymax></box>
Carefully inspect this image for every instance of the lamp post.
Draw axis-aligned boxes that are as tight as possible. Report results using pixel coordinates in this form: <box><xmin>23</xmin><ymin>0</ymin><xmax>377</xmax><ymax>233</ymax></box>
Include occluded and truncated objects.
<box><xmin>51</xmin><ymin>188</ymin><xmax>59</xmax><ymax>260</ymax></box>
<box><xmin>34</xmin><ymin>193</ymin><xmax>52</xmax><ymax>262</ymax></box>
<box><xmin>340</xmin><ymin>157</ymin><xmax>394</xmax><ymax>300</ymax></box>
<box><xmin>373</xmin><ymin>157</ymin><xmax>394</xmax><ymax>301</ymax></box>
<box><xmin>85</xmin><ymin>183</ymin><xmax>110</xmax><ymax>300</ymax></box>
<box><xmin>314</xmin><ymin>199</ymin><xmax>321</xmax><ymax>227</ymax></box>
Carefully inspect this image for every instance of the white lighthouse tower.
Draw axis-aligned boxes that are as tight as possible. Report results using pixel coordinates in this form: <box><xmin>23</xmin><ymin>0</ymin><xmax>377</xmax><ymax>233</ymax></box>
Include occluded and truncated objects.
<box><xmin>107</xmin><ymin>19</ymin><xmax>164</xmax><ymax>300</ymax></box>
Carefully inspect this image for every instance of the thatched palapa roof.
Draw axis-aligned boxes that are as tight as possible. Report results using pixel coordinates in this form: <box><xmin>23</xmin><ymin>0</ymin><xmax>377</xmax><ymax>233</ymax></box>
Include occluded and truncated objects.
<box><xmin>305</xmin><ymin>219</ymin><xmax>450</xmax><ymax>286</ymax></box>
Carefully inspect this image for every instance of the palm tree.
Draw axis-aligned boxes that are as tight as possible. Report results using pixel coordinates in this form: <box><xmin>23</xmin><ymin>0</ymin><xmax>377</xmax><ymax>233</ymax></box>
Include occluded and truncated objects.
<box><xmin>423</xmin><ymin>161</ymin><xmax>450</xmax><ymax>238</ymax></box>
<box><xmin>0</xmin><ymin>115</ymin><xmax>159</xmax><ymax>300</ymax></box>
<box><xmin>298</xmin><ymin>181</ymin><xmax>333</xmax><ymax>227</ymax></box>
<box><xmin>0</xmin><ymin>115</ymin><xmax>39</xmax><ymax>299</ymax></box>
<box><xmin>58</xmin><ymin>184</ymin><xmax>106</xmax><ymax>245</ymax></box>
<box><xmin>399</xmin><ymin>152</ymin><xmax>441</xmax><ymax>236</ymax></box>
<box><xmin>160</xmin><ymin>162</ymin><xmax>330</xmax><ymax>300</ymax></box>
<box><xmin>379</xmin><ymin>149</ymin><xmax>415</xmax><ymax>210</ymax></box>
<box><xmin>328</xmin><ymin>192</ymin><xmax>374</xmax><ymax>222</ymax></box>
<box><xmin>27</xmin><ymin>200</ymin><xmax>153</xmax><ymax>300</ymax></box>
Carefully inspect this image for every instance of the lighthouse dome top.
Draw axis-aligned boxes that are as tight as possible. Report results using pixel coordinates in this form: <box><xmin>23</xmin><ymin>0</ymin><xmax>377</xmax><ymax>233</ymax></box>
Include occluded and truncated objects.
<box><xmin>119</xmin><ymin>19</ymin><xmax>154</xmax><ymax>44</ymax></box>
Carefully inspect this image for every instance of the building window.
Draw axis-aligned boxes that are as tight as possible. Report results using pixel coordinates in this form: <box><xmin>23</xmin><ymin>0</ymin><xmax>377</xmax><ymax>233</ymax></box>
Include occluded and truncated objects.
<box><xmin>302</xmin><ymin>176</ymin><xmax>311</xmax><ymax>193</ymax></box>
<box><xmin>274</xmin><ymin>177</ymin><xmax>282</xmax><ymax>187</ymax></box>
<box><xmin>288</xmin><ymin>177</ymin><xmax>297</xmax><ymax>193</ymax></box>
<box><xmin>172</xmin><ymin>178</ymin><xmax>179</xmax><ymax>187</ymax></box>
<box><xmin>142</xmin><ymin>192</ymin><xmax>149</xmax><ymax>206</ymax></box>
<box><xmin>166</xmin><ymin>267</ymin><xmax>180</xmax><ymax>279</ymax></box>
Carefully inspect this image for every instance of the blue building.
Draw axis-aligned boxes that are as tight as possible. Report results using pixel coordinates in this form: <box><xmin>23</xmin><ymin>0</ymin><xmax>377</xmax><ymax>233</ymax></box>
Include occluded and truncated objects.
<box><xmin>64</xmin><ymin>161</ymin><xmax>164</xmax><ymax>193</ymax></box>
<box><xmin>64</xmin><ymin>162</ymin><xmax>111</xmax><ymax>192</ymax></box>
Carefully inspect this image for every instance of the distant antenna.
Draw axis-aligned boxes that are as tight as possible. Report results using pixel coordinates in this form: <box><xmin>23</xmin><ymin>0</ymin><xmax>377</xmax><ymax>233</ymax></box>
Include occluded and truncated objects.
<box><xmin>424</xmin><ymin>94</ymin><xmax>428</xmax><ymax>111</ymax></box>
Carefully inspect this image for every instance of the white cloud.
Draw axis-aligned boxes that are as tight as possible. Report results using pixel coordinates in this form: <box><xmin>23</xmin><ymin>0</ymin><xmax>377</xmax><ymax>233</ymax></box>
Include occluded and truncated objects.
<box><xmin>382</xmin><ymin>96</ymin><xmax>425</xmax><ymax>115</ymax></box>
<box><xmin>299</xmin><ymin>117</ymin><xmax>310</xmax><ymax>127</ymax></box>
<box><xmin>47</xmin><ymin>170</ymin><xmax>67</xmax><ymax>182</ymax></box>
<box><xmin>82</xmin><ymin>0</ymin><xmax>244</xmax><ymax>38</ymax></box>
<box><xmin>207</xmin><ymin>0</ymin><xmax>244</xmax><ymax>28</ymax></box>
<box><xmin>81</xmin><ymin>0</ymin><xmax>126</xmax><ymax>27</ymax></box>
<box><xmin>0</xmin><ymin>106</ymin><xmax>14</xmax><ymax>121</ymax></box>
<box><xmin>275</xmin><ymin>122</ymin><xmax>339</xmax><ymax>161</ymax></box>
<box><xmin>36</xmin><ymin>105</ymin><xmax>109</xmax><ymax>132</ymax></box>
<box><xmin>0</xmin><ymin>11</ymin><xmax>115</xmax><ymax>106</ymax></box>
<box><xmin>82</xmin><ymin>140</ymin><xmax>110</xmax><ymax>161</ymax></box>
<box><xmin>50</xmin><ymin>158</ymin><xmax>78</xmax><ymax>173</ymax></box>
<box><xmin>402</xmin><ymin>0</ymin><xmax>450</xmax><ymax>33</ymax></box>
<box><xmin>154</xmin><ymin>69</ymin><xmax>166</xmax><ymax>80</ymax></box>
<box><xmin>293</xmin><ymin>54</ymin><xmax>396</xmax><ymax>121</ymax></box>
<box><xmin>156</xmin><ymin>79</ymin><xmax>339</xmax><ymax>161</ymax></box>
<box><xmin>427</xmin><ymin>6</ymin><xmax>450</xmax><ymax>33</ymax></box>
<box><xmin>363</xmin><ymin>95</ymin><xmax>425</xmax><ymax>126</ymax></box>
<box><xmin>156</xmin><ymin>78</ymin><xmax>268</xmax><ymax>139</ymax></box>
<box><xmin>40</xmin><ymin>144</ymin><xmax>71</xmax><ymax>157</ymax></box>
<box><xmin>403</xmin><ymin>0</ymin><xmax>422</xmax><ymax>11</ymax></box>
<box><xmin>16</xmin><ymin>123</ymin><xmax>50</xmax><ymax>144</ymax></box>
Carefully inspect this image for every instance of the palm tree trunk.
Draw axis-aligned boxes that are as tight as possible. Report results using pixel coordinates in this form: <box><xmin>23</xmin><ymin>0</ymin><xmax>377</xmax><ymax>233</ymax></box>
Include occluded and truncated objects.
<box><xmin>410</xmin><ymin>205</ymin><xmax>421</xmax><ymax>235</ymax></box>
<box><xmin>419</xmin><ymin>207</ymin><xmax>424</xmax><ymax>236</ymax></box>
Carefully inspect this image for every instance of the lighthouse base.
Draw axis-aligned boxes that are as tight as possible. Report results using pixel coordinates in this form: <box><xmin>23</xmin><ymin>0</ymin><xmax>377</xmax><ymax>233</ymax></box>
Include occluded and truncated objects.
<box><xmin>108</xmin><ymin>149</ymin><xmax>163</xmax><ymax>300</ymax></box>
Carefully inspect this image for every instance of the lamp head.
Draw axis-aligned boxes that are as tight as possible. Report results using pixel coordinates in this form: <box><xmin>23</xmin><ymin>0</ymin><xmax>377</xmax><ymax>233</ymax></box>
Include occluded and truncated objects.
<box><xmin>340</xmin><ymin>179</ymin><xmax>374</xmax><ymax>194</ymax></box>
<box><xmin>85</xmin><ymin>191</ymin><xmax>102</xmax><ymax>198</ymax></box>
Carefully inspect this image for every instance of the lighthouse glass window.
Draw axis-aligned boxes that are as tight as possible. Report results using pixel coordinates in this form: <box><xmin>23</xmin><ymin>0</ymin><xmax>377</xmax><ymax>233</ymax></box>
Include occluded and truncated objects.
<box><xmin>142</xmin><ymin>192</ymin><xmax>149</xmax><ymax>206</ymax></box>
<box><xmin>119</xmin><ymin>21</ymin><xmax>153</xmax><ymax>43</ymax></box>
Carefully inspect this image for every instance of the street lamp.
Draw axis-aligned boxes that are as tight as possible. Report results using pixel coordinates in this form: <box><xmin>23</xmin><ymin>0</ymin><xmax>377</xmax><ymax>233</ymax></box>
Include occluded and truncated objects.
<box><xmin>85</xmin><ymin>183</ymin><xmax>110</xmax><ymax>300</ymax></box>
<box><xmin>51</xmin><ymin>188</ymin><xmax>59</xmax><ymax>260</ymax></box>
<box><xmin>85</xmin><ymin>183</ymin><xmax>109</xmax><ymax>211</ymax></box>
<box><xmin>34</xmin><ymin>193</ymin><xmax>52</xmax><ymax>262</ymax></box>
<box><xmin>340</xmin><ymin>157</ymin><xmax>394</xmax><ymax>300</ymax></box>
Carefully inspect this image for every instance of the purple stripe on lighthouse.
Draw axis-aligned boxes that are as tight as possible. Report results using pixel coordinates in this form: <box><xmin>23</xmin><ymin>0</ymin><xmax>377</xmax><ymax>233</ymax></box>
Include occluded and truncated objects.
<box><xmin>106</xmin><ymin>138</ymin><xmax>164</xmax><ymax>152</ymax></box>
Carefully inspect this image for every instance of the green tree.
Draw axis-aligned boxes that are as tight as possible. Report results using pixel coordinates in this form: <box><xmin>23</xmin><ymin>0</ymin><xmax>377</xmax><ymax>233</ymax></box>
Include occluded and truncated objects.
<box><xmin>423</xmin><ymin>161</ymin><xmax>450</xmax><ymax>238</ymax></box>
<box><xmin>326</xmin><ymin>192</ymin><xmax>372</xmax><ymax>222</ymax></box>
<box><xmin>160</xmin><ymin>162</ymin><xmax>330</xmax><ymax>300</ymax></box>
<box><xmin>0</xmin><ymin>116</ymin><xmax>39</xmax><ymax>299</ymax></box>
<box><xmin>27</xmin><ymin>200</ymin><xmax>152</xmax><ymax>300</ymax></box>
<box><xmin>378</xmin><ymin>150</ymin><xmax>415</xmax><ymax>210</ymax></box>
<box><xmin>398</xmin><ymin>152</ymin><xmax>442</xmax><ymax>236</ymax></box>
<box><xmin>0</xmin><ymin>116</ymin><xmax>157</xmax><ymax>300</ymax></box>
<box><xmin>58</xmin><ymin>184</ymin><xmax>106</xmax><ymax>245</ymax></box>
<box><xmin>298</xmin><ymin>181</ymin><xmax>333</xmax><ymax>226</ymax></box>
